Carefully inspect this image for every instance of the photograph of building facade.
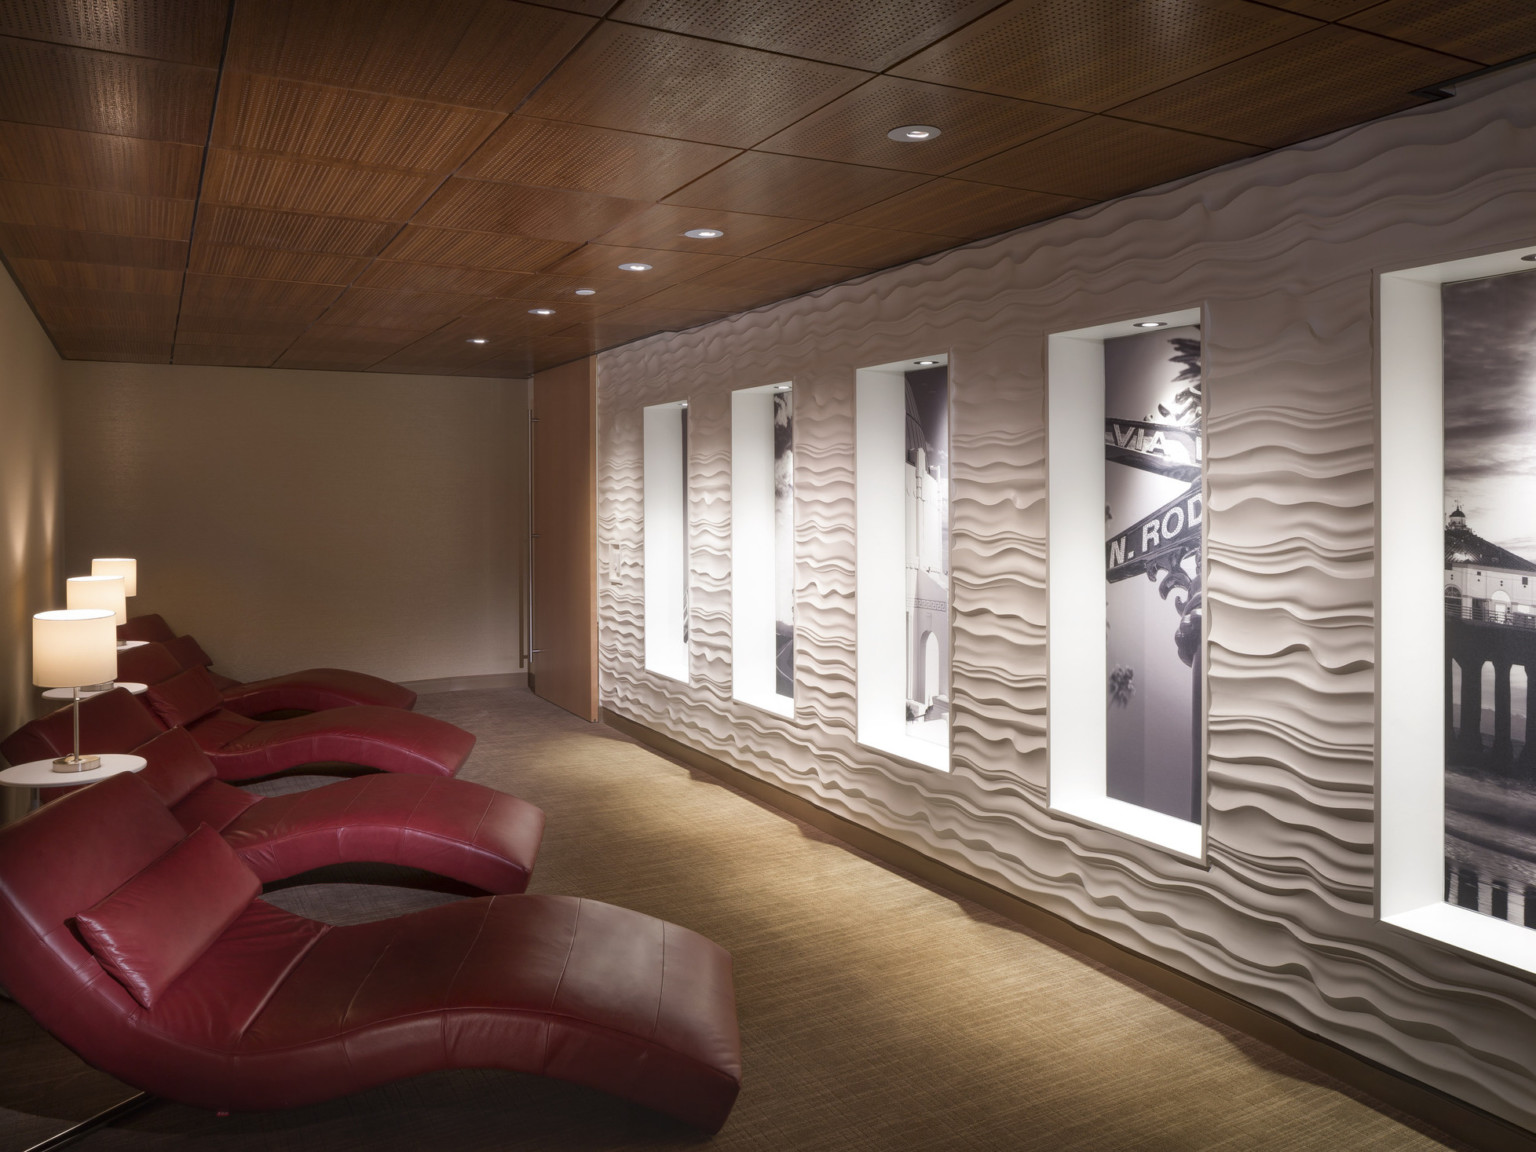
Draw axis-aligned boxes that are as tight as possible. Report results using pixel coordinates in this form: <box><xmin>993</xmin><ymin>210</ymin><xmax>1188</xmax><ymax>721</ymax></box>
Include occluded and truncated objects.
<box><xmin>1443</xmin><ymin>267</ymin><xmax>1536</xmax><ymax>930</ymax></box>
<box><xmin>903</xmin><ymin>365</ymin><xmax>949</xmax><ymax>747</ymax></box>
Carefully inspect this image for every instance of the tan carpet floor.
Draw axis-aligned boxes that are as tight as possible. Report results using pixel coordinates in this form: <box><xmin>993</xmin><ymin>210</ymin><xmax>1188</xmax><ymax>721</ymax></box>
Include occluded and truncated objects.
<box><xmin>0</xmin><ymin>684</ymin><xmax>1471</xmax><ymax>1151</ymax></box>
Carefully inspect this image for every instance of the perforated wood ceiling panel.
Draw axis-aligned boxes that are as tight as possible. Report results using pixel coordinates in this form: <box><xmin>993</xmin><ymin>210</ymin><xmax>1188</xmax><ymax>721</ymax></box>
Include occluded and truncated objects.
<box><xmin>0</xmin><ymin>0</ymin><xmax>1521</xmax><ymax>373</ymax></box>
<box><xmin>608</xmin><ymin>0</ymin><xmax>1008</xmax><ymax>71</ymax></box>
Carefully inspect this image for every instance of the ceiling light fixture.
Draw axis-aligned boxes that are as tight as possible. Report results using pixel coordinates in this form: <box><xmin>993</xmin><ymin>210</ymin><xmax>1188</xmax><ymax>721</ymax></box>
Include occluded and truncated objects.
<box><xmin>915</xmin><ymin>359</ymin><xmax>938</xmax><ymax>366</ymax></box>
<box><xmin>618</xmin><ymin>262</ymin><xmax>652</xmax><ymax>272</ymax></box>
<box><xmin>1134</xmin><ymin>321</ymin><xmax>1167</xmax><ymax>328</ymax></box>
<box><xmin>684</xmin><ymin>228</ymin><xmax>724</xmax><ymax>239</ymax></box>
<box><xmin>574</xmin><ymin>288</ymin><xmax>596</xmax><ymax>295</ymax></box>
<box><xmin>1524</xmin><ymin>254</ymin><xmax>1536</xmax><ymax>262</ymax></box>
<box><xmin>889</xmin><ymin>124</ymin><xmax>941</xmax><ymax>142</ymax></box>
<box><xmin>467</xmin><ymin>338</ymin><xmax>487</xmax><ymax>344</ymax></box>
<box><xmin>529</xmin><ymin>308</ymin><xmax>555</xmax><ymax>316</ymax></box>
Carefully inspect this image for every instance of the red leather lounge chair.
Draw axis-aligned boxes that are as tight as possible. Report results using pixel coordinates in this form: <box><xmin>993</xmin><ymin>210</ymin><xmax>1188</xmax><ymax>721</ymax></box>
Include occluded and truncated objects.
<box><xmin>139</xmin><ymin>726</ymin><xmax>543</xmax><ymax>893</ymax></box>
<box><xmin>3</xmin><ymin>679</ymin><xmax>473</xmax><ymax>782</ymax></box>
<box><xmin>0</xmin><ymin>773</ymin><xmax>743</xmax><ymax>1131</ymax></box>
<box><xmin>118</xmin><ymin>614</ymin><xmax>416</xmax><ymax>715</ymax></box>
<box><xmin>2</xmin><ymin>693</ymin><xmax>536</xmax><ymax>892</ymax></box>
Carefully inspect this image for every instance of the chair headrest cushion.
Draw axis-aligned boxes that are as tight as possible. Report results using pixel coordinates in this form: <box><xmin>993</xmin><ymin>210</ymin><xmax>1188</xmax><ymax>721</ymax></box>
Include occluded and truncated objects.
<box><xmin>145</xmin><ymin>665</ymin><xmax>225</xmax><ymax>728</ymax></box>
<box><xmin>75</xmin><ymin>822</ymin><xmax>259</xmax><ymax>1009</ymax></box>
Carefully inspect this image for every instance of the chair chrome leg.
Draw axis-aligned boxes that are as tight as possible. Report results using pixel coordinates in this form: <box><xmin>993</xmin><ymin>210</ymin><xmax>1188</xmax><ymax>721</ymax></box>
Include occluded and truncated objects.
<box><xmin>22</xmin><ymin>1092</ymin><xmax>153</xmax><ymax>1151</ymax></box>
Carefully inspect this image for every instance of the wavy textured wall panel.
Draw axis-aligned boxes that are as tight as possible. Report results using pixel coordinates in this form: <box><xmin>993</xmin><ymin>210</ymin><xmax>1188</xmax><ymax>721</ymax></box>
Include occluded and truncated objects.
<box><xmin>597</xmin><ymin>65</ymin><xmax>1536</xmax><ymax>1127</ymax></box>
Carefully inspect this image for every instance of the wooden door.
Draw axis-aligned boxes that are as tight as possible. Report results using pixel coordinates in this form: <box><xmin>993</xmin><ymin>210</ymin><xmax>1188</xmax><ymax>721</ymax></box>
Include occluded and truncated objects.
<box><xmin>530</xmin><ymin>357</ymin><xmax>598</xmax><ymax>720</ymax></box>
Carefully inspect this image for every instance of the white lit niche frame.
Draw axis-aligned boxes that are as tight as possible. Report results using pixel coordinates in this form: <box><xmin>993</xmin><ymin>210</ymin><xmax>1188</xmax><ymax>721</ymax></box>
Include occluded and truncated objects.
<box><xmin>643</xmin><ymin>400</ymin><xmax>690</xmax><ymax>684</ymax></box>
<box><xmin>1380</xmin><ymin>245</ymin><xmax>1536</xmax><ymax>974</ymax></box>
<box><xmin>1047</xmin><ymin>308</ymin><xmax>1206</xmax><ymax>860</ymax></box>
<box><xmin>856</xmin><ymin>353</ymin><xmax>951</xmax><ymax>773</ymax></box>
<box><xmin>731</xmin><ymin>381</ymin><xmax>794</xmax><ymax>717</ymax></box>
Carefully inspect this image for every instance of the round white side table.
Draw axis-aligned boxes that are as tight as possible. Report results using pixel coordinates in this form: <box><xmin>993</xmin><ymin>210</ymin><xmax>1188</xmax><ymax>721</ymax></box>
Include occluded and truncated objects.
<box><xmin>0</xmin><ymin>753</ymin><xmax>147</xmax><ymax>790</ymax></box>
<box><xmin>41</xmin><ymin>682</ymin><xmax>147</xmax><ymax>700</ymax></box>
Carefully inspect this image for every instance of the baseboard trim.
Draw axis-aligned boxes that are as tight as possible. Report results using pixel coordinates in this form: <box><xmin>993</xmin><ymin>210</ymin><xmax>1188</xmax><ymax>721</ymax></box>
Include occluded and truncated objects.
<box><xmin>399</xmin><ymin>671</ymin><xmax>526</xmax><ymax>695</ymax></box>
<box><xmin>603</xmin><ymin>706</ymin><xmax>1536</xmax><ymax>1152</ymax></box>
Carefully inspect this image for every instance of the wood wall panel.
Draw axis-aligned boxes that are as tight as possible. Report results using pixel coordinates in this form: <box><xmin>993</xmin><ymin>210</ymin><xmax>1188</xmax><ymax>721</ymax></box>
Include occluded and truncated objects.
<box><xmin>0</xmin><ymin>0</ymin><xmax>1509</xmax><ymax>372</ymax></box>
<box><xmin>890</xmin><ymin>0</ymin><xmax>1322</xmax><ymax>109</ymax></box>
<box><xmin>0</xmin><ymin>37</ymin><xmax>217</xmax><ymax>142</ymax></box>
<box><xmin>757</xmin><ymin>75</ymin><xmax>1086</xmax><ymax>174</ymax></box>
<box><xmin>1113</xmin><ymin>26</ymin><xmax>1471</xmax><ymax>147</ymax></box>
<box><xmin>201</xmin><ymin>150</ymin><xmax>437</xmax><ymax>219</ymax></box>
<box><xmin>532</xmin><ymin>356</ymin><xmax>598</xmax><ymax>721</ymax></box>
<box><xmin>223</xmin><ymin>0</ymin><xmax>593</xmax><ymax>109</ymax></box>
<box><xmin>212</xmin><ymin>73</ymin><xmax>501</xmax><ymax>170</ymax></box>
<box><xmin>521</xmin><ymin>22</ymin><xmax>869</xmax><ymax>148</ymax></box>
<box><xmin>0</xmin><ymin>0</ymin><xmax>228</xmax><ymax>65</ymax></box>
<box><xmin>594</xmin><ymin>68</ymin><xmax>1536</xmax><ymax>1134</ymax></box>
<box><xmin>0</xmin><ymin>123</ymin><xmax>201</xmax><ymax>198</ymax></box>
<box><xmin>608</xmin><ymin>0</ymin><xmax>1007</xmax><ymax>72</ymax></box>
<box><xmin>460</xmin><ymin>117</ymin><xmax>738</xmax><ymax>202</ymax></box>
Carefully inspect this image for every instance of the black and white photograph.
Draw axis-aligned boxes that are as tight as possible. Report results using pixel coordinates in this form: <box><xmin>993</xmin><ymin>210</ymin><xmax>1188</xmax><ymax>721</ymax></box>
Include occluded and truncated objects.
<box><xmin>1104</xmin><ymin>326</ymin><xmax>1204</xmax><ymax>823</ymax></box>
<box><xmin>1442</xmin><ymin>267</ymin><xmax>1536</xmax><ymax>929</ymax></box>
<box><xmin>773</xmin><ymin>388</ymin><xmax>794</xmax><ymax>699</ymax></box>
<box><xmin>905</xmin><ymin>365</ymin><xmax>950</xmax><ymax>747</ymax></box>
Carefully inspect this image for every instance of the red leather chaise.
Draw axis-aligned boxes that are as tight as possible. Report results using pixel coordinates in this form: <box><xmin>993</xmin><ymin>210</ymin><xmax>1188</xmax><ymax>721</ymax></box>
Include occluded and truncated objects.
<box><xmin>118</xmin><ymin>614</ymin><xmax>416</xmax><ymax>715</ymax></box>
<box><xmin>3</xmin><ymin>679</ymin><xmax>474</xmax><ymax>782</ymax></box>
<box><xmin>0</xmin><ymin>774</ymin><xmax>743</xmax><ymax>1131</ymax></box>
<box><xmin>140</xmin><ymin>726</ymin><xmax>543</xmax><ymax>893</ymax></box>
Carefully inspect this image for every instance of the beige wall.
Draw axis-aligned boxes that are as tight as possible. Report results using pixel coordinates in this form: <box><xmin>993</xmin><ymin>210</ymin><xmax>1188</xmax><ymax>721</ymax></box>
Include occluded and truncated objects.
<box><xmin>0</xmin><ymin>261</ymin><xmax>62</xmax><ymax>807</ymax></box>
<box><xmin>63</xmin><ymin>362</ymin><xmax>528</xmax><ymax>685</ymax></box>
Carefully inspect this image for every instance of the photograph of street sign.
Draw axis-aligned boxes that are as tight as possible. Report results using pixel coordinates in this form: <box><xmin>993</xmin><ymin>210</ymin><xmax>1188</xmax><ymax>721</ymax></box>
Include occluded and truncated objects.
<box><xmin>1104</xmin><ymin>326</ymin><xmax>1204</xmax><ymax>823</ymax></box>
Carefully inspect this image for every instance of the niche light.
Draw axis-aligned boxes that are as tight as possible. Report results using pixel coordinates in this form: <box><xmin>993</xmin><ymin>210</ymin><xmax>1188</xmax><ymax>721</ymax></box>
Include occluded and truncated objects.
<box><xmin>684</xmin><ymin>228</ymin><xmax>724</xmax><ymax>239</ymax></box>
<box><xmin>618</xmin><ymin>262</ymin><xmax>652</xmax><ymax>272</ymax></box>
<box><xmin>1524</xmin><ymin>254</ymin><xmax>1536</xmax><ymax>262</ymax></box>
<box><xmin>888</xmin><ymin>124</ymin><xmax>941</xmax><ymax>142</ymax></box>
<box><xmin>914</xmin><ymin>359</ymin><xmax>938</xmax><ymax>366</ymax></box>
<box><xmin>467</xmin><ymin>337</ymin><xmax>488</xmax><ymax>344</ymax></box>
<box><xmin>528</xmin><ymin>308</ymin><xmax>556</xmax><ymax>316</ymax></box>
<box><xmin>575</xmin><ymin>288</ymin><xmax>596</xmax><ymax>295</ymax></box>
<box><xmin>1134</xmin><ymin>321</ymin><xmax>1167</xmax><ymax>328</ymax></box>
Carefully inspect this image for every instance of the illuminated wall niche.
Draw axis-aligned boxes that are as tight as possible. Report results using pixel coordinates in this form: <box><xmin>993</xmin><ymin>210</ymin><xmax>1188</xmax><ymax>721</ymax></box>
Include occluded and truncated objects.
<box><xmin>1048</xmin><ymin>309</ymin><xmax>1205</xmax><ymax>857</ymax></box>
<box><xmin>731</xmin><ymin>382</ymin><xmax>795</xmax><ymax>716</ymax></box>
<box><xmin>643</xmin><ymin>400</ymin><xmax>689</xmax><ymax>683</ymax></box>
<box><xmin>856</xmin><ymin>355</ymin><xmax>950</xmax><ymax>772</ymax></box>
<box><xmin>1380</xmin><ymin>244</ymin><xmax>1536</xmax><ymax>972</ymax></box>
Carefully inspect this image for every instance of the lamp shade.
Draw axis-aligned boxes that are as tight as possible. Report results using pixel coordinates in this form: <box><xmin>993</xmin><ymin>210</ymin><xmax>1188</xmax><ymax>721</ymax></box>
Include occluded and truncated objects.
<box><xmin>33</xmin><ymin>609</ymin><xmax>117</xmax><ymax>688</ymax></box>
<box><xmin>91</xmin><ymin>557</ymin><xmax>137</xmax><ymax>596</ymax></box>
<box><xmin>67</xmin><ymin>575</ymin><xmax>127</xmax><ymax>625</ymax></box>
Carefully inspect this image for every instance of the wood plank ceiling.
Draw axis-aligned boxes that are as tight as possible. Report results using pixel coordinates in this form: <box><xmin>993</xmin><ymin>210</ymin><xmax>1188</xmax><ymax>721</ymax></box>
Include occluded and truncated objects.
<box><xmin>0</xmin><ymin>0</ymin><xmax>1530</xmax><ymax>377</ymax></box>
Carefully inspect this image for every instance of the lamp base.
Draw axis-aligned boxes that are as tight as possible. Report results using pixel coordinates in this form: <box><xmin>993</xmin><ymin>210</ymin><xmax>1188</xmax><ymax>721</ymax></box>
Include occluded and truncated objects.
<box><xmin>51</xmin><ymin>753</ymin><xmax>101</xmax><ymax>774</ymax></box>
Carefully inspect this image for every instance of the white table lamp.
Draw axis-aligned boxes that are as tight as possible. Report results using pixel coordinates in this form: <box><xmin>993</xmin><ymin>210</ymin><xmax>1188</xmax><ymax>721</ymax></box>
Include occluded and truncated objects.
<box><xmin>91</xmin><ymin>558</ymin><xmax>137</xmax><ymax>597</ymax></box>
<box><xmin>67</xmin><ymin>574</ymin><xmax>130</xmax><ymax>671</ymax></box>
<box><xmin>67</xmin><ymin>575</ymin><xmax>127</xmax><ymax>624</ymax></box>
<box><xmin>33</xmin><ymin>609</ymin><xmax>117</xmax><ymax>773</ymax></box>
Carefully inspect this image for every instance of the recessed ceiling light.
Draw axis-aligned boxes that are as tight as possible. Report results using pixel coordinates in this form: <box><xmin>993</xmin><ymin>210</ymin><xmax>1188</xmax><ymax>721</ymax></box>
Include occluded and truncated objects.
<box><xmin>1524</xmin><ymin>254</ymin><xmax>1536</xmax><ymax>262</ymax></box>
<box><xmin>889</xmin><ymin>124</ymin><xmax>941</xmax><ymax>142</ymax></box>
<box><xmin>775</xmin><ymin>384</ymin><xmax>790</xmax><ymax>390</ymax></box>
<box><xmin>915</xmin><ymin>359</ymin><xmax>938</xmax><ymax>366</ymax></box>
<box><xmin>684</xmin><ymin>228</ymin><xmax>724</xmax><ymax>239</ymax></box>
<box><xmin>618</xmin><ymin>262</ymin><xmax>652</xmax><ymax>272</ymax></box>
<box><xmin>467</xmin><ymin>338</ymin><xmax>487</xmax><ymax>344</ymax></box>
<box><xmin>1134</xmin><ymin>321</ymin><xmax>1167</xmax><ymax>328</ymax></box>
<box><xmin>574</xmin><ymin>288</ymin><xmax>596</xmax><ymax>295</ymax></box>
<box><xmin>528</xmin><ymin>308</ymin><xmax>555</xmax><ymax>316</ymax></box>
